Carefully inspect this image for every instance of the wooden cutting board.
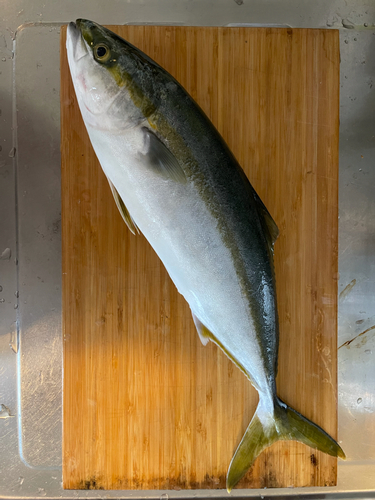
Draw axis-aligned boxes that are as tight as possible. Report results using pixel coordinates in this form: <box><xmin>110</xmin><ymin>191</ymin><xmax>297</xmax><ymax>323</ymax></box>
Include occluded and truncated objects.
<box><xmin>60</xmin><ymin>26</ymin><xmax>340</xmax><ymax>490</ymax></box>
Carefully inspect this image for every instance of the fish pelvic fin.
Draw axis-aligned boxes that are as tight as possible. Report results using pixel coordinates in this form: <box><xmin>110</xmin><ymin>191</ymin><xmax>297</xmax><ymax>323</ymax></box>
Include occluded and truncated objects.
<box><xmin>226</xmin><ymin>397</ymin><xmax>345</xmax><ymax>493</ymax></box>
<box><xmin>107</xmin><ymin>177</ymin><xmax>139</xmax><ymax>235</ymax></box>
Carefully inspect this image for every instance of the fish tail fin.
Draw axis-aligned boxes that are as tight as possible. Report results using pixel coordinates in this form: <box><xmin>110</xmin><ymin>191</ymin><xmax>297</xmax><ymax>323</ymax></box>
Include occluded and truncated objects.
<box><xmin>226</xmin><ymin>397</ymin><xmax>345</xmax><ymax>492</ymax></box>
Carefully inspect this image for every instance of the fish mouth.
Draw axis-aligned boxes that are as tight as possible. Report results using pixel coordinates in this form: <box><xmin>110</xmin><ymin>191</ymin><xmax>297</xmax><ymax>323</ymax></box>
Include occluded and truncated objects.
<box><xmin>67</xmin><ymin>21</ymin><xmax>89</xmax><ymax>62</ymax></box>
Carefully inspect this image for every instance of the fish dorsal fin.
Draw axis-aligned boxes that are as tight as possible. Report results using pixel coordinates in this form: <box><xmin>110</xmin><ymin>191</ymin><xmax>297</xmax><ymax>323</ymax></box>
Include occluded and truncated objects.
<box><xmin>142</xmin><ymin>127</ymin><xmax>187</xmax><ymax>183</ymax></box>
<box><xmin>191</xmin><ymin>313</ymin><xmax>212</xmax><ymax>346</ymax></box>
<box><xmin>238</xmin><ymin>168</ymin><xmax>279</xmax><ymax>249</ymax></box>
<box><xmin>107</xmin><ymin>177</ymin><xmax>139</xmax><ymax>235</ymax></box>
<box><xmin>252</xmin><ymin>190</ymin><xmax>279</xmax><ymax>248</ymax></box>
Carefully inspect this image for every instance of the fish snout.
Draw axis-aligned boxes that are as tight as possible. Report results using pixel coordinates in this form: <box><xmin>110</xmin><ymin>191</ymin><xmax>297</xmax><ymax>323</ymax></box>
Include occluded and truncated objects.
<box><xmin>67</xmin><ymin>21</ymin><xmax>88</xmax><ymax>63</ymax></box>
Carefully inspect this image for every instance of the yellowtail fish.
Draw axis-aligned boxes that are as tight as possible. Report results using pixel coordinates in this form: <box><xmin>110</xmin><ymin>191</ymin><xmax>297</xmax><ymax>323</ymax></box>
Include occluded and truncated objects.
<box><xmin>66</xmin><ymin>20</ymin><xmax>345</xmax><ymax>492</ymax></box>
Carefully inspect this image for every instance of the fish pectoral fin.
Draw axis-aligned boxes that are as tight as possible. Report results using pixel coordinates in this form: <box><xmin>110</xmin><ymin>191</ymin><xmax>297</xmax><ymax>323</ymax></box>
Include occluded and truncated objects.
<box><xmin>191</xmin><ymin>313</ymin><xmax>211</xmax><ymax>346</ymax></box>
<box><xmin>141</xmin><ymin>127</ymin><xmax>187</xmax><ymax>183</ymax></box>
<box><xmin>107</xmin><ymin>177</ymin><xmax>139</xmax><ymax>235</ymax></box>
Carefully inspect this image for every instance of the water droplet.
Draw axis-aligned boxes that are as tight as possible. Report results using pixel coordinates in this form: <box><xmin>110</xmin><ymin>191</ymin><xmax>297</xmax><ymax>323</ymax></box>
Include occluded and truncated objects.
<box><xmin>342</xmin><ymin>18</ymin><xmax>355</xmax><ymax>29</ymax></box>
<box><xmin>9</xmin><ymin>329</ymin><xmax>18</xmax><ymax>353</ymax></box>
<box><xmin>14</xmin><ymin>303</ymin><xmax>18</xmax><ymax>309</ymax></box>
<box><xmin>0</xmin><ymin>404</ymin><xmax>13</xmax><ymax>418</ymax></box>
<box><xmin>357</xmin><ymin>398</ymin><xmax>362</xmax><ymax>404</ymax></box>
<box><xmin>160</xmin><ymin>494</ymin><xmax>169</xmax><ymax>500</ymax></box>
<box><xmin>8</xmin><ymin>147</ymin><xmax>16</xmax><ymax>158</ymax></box>
<box><xmin>15</xmin><ymin>290</ymin><xmax>19</xmax><ymax>298</ymax></box>
<box><xmin>0</xmin><ymin>298</ymin><xmax>5</xmax><ymax>303</ymax></box>
<box><xmin>1</xmin><ymin>57</ymin><xmax>5</xmax><ymax>62</ymax></box>
<box><xmin>0</xmin><ymin>285</ymin><xmax>2</xmax><ymax>292</ymax></box>
<box><xmin>365</xmin><ymin>349</ymin><xmax>372</xmax><ymax>354</ymax></box>
<box><xmin>344</xmin><ymin>39</ymin><xmax>349</xmax><ymax>44</ymax></box>
<box><xmin>19</xmin><ymin>476</ymin><xmax>24</xmax><ymax>485</ymax></box>
<box><xmin>0</xmin><ymin>247</ymin><xmax>11</xmax><ymax>260</ymax></box>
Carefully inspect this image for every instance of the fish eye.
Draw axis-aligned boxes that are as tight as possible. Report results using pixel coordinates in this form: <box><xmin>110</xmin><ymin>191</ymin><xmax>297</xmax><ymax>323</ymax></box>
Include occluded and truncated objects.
<box><xmin>94</xmin><ymin>44</ymin><xmax>111</xmax><ymax>62</ymax></box>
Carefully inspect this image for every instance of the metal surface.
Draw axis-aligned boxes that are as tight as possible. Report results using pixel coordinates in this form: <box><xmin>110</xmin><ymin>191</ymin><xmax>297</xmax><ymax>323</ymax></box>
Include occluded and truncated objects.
<box><xmin>0</xmin><ymin>0</ymin><xmax>374</xmax><ymax>497</ymax></box>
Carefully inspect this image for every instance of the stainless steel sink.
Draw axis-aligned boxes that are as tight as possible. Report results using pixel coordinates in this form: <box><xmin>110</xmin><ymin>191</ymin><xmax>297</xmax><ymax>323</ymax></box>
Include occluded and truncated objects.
<box><xmin>0</xmin><ymin>0</ymin><xmax>374</xmax><ymax>497</ymax></box>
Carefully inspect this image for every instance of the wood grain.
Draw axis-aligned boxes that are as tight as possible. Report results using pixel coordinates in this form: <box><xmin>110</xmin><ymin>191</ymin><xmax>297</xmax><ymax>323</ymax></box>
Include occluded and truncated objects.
<box><xmin>60</xmin><ymin>26</ymin><xmax>340</xmax><ymax>490</ymax></box>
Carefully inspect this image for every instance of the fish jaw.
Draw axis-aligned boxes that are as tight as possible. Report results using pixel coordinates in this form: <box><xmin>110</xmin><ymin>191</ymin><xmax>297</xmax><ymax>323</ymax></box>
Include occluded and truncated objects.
<box><xmin>66</xmin><ymin>22</ymin><xmax>97</xmax><ymax>125</ymax></box>
<box><xmin>66</xmin><ymin>21</ymin><xmax>144</xmax><ymax>132</ymax></box>
<box><xmin>67</xmin><ymin>22</ymin><xmax>88</xmax><ymax>62</ymax></box>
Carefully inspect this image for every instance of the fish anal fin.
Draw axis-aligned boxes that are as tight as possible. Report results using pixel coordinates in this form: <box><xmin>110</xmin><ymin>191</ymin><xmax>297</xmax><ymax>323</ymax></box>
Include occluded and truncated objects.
<box><xmin>107</xmin><ymin>178</ymin><xmax>139</xmax><ymax>235</ymax></box>
<box><xmin>191</xmin><ymin>312</ymin><xmax>250</xmax><ymax>380</ymax></box>
<box><xmin>192</xmin><ymin>313</ymin><xmax>211</xmax><ymax>346</ymax></box>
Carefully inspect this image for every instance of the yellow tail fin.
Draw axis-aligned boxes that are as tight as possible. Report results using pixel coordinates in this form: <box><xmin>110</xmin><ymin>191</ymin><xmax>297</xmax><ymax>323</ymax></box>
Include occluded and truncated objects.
<box><xmin>226</xmin><ymin>398</ymin><xmax>345</xmax><ymax>492</ymax></box>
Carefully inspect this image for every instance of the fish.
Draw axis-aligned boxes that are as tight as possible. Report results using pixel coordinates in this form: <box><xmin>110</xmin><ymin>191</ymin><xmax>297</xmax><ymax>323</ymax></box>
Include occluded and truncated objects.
<box><xmin>66</xmin><ymin>19</ymin><xmax>345</xmax><ymax>492</ymax></box>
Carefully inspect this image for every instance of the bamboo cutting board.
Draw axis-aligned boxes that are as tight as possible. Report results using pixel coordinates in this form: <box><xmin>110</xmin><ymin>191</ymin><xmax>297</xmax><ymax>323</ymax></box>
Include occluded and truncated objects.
<box><xmin>61</xmin><ymin>26</ymin><xmax>340</xmax><ymax>490</ymax></box>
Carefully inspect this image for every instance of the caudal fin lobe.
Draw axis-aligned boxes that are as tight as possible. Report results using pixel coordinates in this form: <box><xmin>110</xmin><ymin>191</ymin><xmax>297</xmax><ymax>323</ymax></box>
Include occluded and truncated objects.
<box><xmin>226</xmin><ymin>398</ymin><xmax>345</xmax><ymax>492</ymax></box>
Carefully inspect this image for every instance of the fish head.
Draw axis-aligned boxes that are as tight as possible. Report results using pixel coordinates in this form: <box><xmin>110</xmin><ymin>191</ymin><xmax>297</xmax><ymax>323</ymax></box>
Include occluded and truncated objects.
<box><xmin>66</xmin><ymin>19</ymin><xmax>150</xmax><ymax>132</ymax></box>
